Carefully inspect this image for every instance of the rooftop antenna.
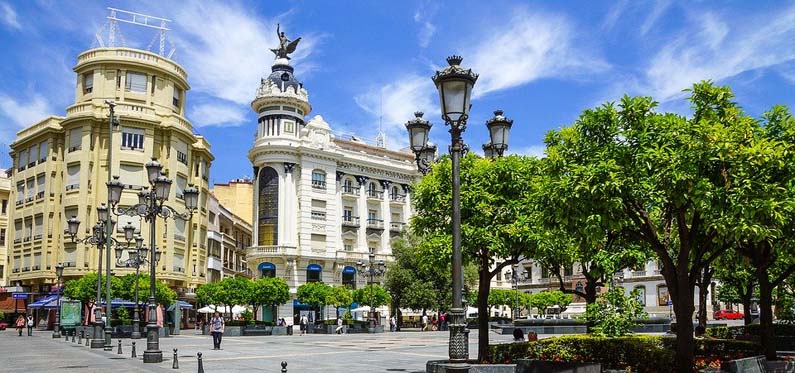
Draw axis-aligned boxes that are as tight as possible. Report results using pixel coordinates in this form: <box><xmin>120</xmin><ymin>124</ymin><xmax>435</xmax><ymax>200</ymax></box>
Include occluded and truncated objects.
<box><xmin>105</xmin><ymin>8</ymin><xmax>174</xmax><ymax>57</ymax></box>
<box><xmin>375</xmin><ymin>91</ymin><xmax>386</xmax><ymax>148</ymax></box>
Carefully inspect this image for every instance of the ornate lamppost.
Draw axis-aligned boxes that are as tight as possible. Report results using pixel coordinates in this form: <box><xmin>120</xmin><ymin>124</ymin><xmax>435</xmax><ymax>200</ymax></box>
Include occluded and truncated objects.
<box><xmin>114</xmin><ymin>235</ymin><xmax>154</xmax><ymax>339</ymax></box>
<box><xmin>101</xmin><ymin>158</ymin><xmax>198</xmax><ymax>363</ymax></box>
<box><xmin>406</xmin><ymin>55</ymin><xmax>513</xmax><ymax>369</ymax></box>
<box><xmin>51</xmin><ymin>263</ymin><xmax>64</xmax><ymax>338</ymax></box>
<box><xmin>66</xmin><ymin>210</ymin><xmax>134</xmax><ymax>348</ymax></box>
<box><xmin>504</xmin><ymin>266</ymin><xmax>529</xmax><ymax>320</ymax></box>
<box><xmin>356</xmin><ymin>251</ymin><xmax>386</xmax><ymax>326</ymax></box>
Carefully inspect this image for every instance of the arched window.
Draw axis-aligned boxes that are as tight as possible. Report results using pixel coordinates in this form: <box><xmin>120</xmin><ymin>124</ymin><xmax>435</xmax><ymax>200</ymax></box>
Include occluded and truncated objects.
<box><xmin>258</xmin><ymin>167</ymin><xmax>278</xmax><ymax>246</ymax></box>
<box><xmin>258</xmin><ymin>262</ymin><xmax>276</xmax><ymax>278</ymax></box>
<box><xmin>307</xmin><ymin>264</ymin><xmax>322</xmax><ymax>283</ymax></box>
<box><xmin>343</xmin><ymin>178</ymin><xmax>354</xmax><ymax>193</ymax></box>
<box><xmin>391</xmin><ymin>186</ymin><xmax>400</xmax><ymax>199</ymax></box>
<box><xmin>367</xmin><ymin>182</ymin><xmax>380</xmax><ymax>198</ymax></box>
<box><xmin>342</xmin><ymin>266</ymin><xmax>356</xmax><ymax>288</ymax></box>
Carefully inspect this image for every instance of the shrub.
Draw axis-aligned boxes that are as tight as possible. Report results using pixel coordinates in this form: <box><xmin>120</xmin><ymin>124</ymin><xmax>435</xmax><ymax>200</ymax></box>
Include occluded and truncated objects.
<box><xmin>580</xmin><ymin>287</ymin><xmax>647</xmax><ymax>337</ymax></box>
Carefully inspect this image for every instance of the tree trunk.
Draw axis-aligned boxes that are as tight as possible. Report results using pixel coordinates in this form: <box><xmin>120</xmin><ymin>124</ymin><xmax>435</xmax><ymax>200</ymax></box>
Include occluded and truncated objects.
<box><xmin>741</xmin><ymin>283</ymin><xmax>754</xmax><ymax>326</ymax></box>
<box><xmin>756</xmin><ymin>268</ymin><xmax>777</xmax><ymax>360</ymax></box>
<box><xmin>697</xmin><ymin>268</ymin><xmax>712</xmax><ymax>328</ymax></box>
<box><xmin>583</xmin><ymin>278</ymin><xmax>598</xmax><ymax>332</ymax></box>
<box><xmin>669</xmin><ymin>269</ymin><xmax>696</xmax><ymax>373</ymax></box>
<box><xmin>477</xmin><ymin>255</ymin><xmax>492</xmax><ymax>363</ymax></box>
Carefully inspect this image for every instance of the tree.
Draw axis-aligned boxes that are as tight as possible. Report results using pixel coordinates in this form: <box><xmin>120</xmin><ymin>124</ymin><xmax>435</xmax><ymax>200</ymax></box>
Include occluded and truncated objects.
<box><xmin>196</xmin><ymin>282</ymin><xmax>221</xmax><ymax>307</ymax></box>
<box><xmin>581</xmin><ymin>287</ymin><xmax>647</xmax><ymax>337</ymax></box>
<box><xmin>250</xmin><ymin>277</ymin><xmax>290</xmax><ymax>320</ymax></box>
<box><xmin>116</xmin><ymin>274</ymin><xmax>176</xmax><ymax>307</ymax></box>
<box><xmin>544</xmin><ymin>83</ymin><xmax>749</xmax><ymax>372</ymax></box>
<box><xmin>296</xmin><ymin>282</ymin><xmax>331</xmax><ymax>321</ymax></box>
<box><xmin>412</xmin><ymin>153</ymin><xmax>544</xmax><ymax>362</ymax></box>
<box><xmin>326</xmin><ymin>286</ymin><xmax>353</xmax><ymax>318</ymax></box>
<box><xmin>353</xmin><ymin>284</ymin><xmax>391</xmax><ymax>309</ymax></box>
<box><xmin>216</xmin><ymin>277</ymin><xmax>253</xmax><ymax>319</ymax></box>
<box><xmin>713</xmin><ymin>253</ymin><xmax>757</xmax><ymax>325</ymax></box>
<box><xmin>527</xmin><ymin>291</ymin><xmax>572</xmax><ymax>316</ymax></box>
<box><xmin>63</xmin><ymin>273</ymin><xmax>123</xmax><ymax>325</ymax></box>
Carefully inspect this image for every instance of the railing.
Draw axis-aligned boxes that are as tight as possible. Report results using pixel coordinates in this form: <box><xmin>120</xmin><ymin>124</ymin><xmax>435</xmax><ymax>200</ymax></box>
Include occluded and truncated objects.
<box><xmin>77</xmin><ymin>48</ymin><xmax>188</xmax><ymax>80</ymax></box>
<box><xmin>32</xmin><ymin>265</ymin><xmax>40</xmax><ymax>271</ymax></box>
<box><xmin>335</xmin><ymin>250</ymin><xmax>392</xmax><ymax>262</ymax></box>
<box><xmin>65</xmin><ymin>184</ymin><xmax>79</xmax><ymax>191</ymax></box>
<box><xmin>390</xmin><ymin>194</ymin><xmax>406</xmax><ymax>202</ymax></box>
<box><xmin>36</xmin><ymin>191</ymin><xmax>44</xmax><ymax>200</ymax></box>
<box><xmin>311</xmin><ymin>180</ymin><xmax>327</xmax><ymax>190</ymax></box>
<box><xmin>366</xmin><ymin>190</ymin><xmax>383</xmax><ymax>199</ymax></box>
<box><xmin>389</xmin><ymin>222</ymin><xmax>405</xmax><ymax>231</ymax></box>
<box><xmin>246</xmin><ymin>245</ymin><xmax>298</xmax><ymax>257</ymax></box>
<box><xmin>341</xmin><ymin>216</ymin><xmax>360</xmax><ymax>226</ymax></box>
<box><xmin>341</xmin><ymin>186</ymin><xmax>360</xmax><ymax>196</ymax></box>
<box><xmin>12</xmin><ymin>268</ymin><xmax>19</xmax><ymax>273</ymax></box>
<box><xmin>367</xmin><ymin>219</ymin><xmax>384</xmax><ymax>229</ymax></box>
<box><xmin>311</xmin><ymin>211</ymin><xmax>327</xmax><ymax>221</ymax></box>
<box><xmin>66</xmin><ymin>103</ymin><xmax>93</xmax><ymax>117</ymax></box>
<box><xmin>536</xmin><ymin>278</ymin><xmax>550</xmax><ymax>284</ymax></box>
<box><xmin>174</xmin><ymin>234</ymin><xmax>186</xmax><ymax>242</ymax></box>
<box><xmin>632</xmin><ymin>270</ymin><xmax>647</xmax><ymax>277</ymax></box>
<box><xmin>173</xmin><ymin>267</ymin><xmax>185</xmax><ymax>273</ymax></box>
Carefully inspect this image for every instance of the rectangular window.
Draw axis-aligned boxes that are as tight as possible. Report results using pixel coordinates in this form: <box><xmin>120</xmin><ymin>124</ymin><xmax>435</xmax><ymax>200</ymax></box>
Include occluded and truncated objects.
<box><xmin>310</xmin><ymin>234</ymin><xmax>326</xmax><ymax>251</ymax></box>
<box><xmin>284</xmin><ymin>121</ymin><xmax>295</xmax><ymax>134</ymax></box>
<box><xmin>13</xmin><ymin>220</ymin><xmax>22</xmax><ymax>242</ymax></box>
<box><xmin>1</xmin><ymin>199</ymin><xmax>6</xmax><ymax>214</ymax></box>
<box><xmin>119</xmin><ymin>163</ymin><xmax>143</xmax><ymax>187</ymax></box>
<box><xmin>17</xmin><ymin>149</ymin><xmax>26</xmax><ymax>170</ymax></box>
<box><xmin>116</xmin><ymin>70</ymin><xmax>121</xmax><ymax>89</ymax></box>
<box><xmin>343</xmin><ymin>244</ymin><xmax>352</xmax><ymax>251</ymax></box>
<box><xmin>174</xmin><ymin>252</ymin><xmax>185</xmax><ymax>272</ymax></box>
<box><xmin>174</xmin><ymin>219</ymin><xmax>186</xmax><ymax>241</ymax></box>
<box><xmin>177</xmin><ymin>151</ymin><xmax>187</xmax><ymax>165</ymax></box>
<box><xmin>121</xmin><ymin>127</ymin><xmax>144</xmax><ymax>150</ymax></box>
<box><xmin>175</xmin><ymin>139</ymin><xmax>188</xmax><ymax>165</ymax></box>
<box><xmin>151</xmin><ymin>75</ymin><xmax>156</xmax><ymax>94</ymax></box>
<box><xmin>0</xmin><ymin>228</ymin><xmax>5</xmax><ymax>245</ymax></box>
<box><xmin>311</xmin><ymin>171</ymin><xmax>326</xmax><ymax>189</ymax></box>
<box><xmin>125</xmin><ymin>71</ymin><xmax>147</xmax><ymax>92</ymax></box>
<box><xmin>173</xmin><ymin>87</ymin><xmax>181</xmax><ymax>107</ymax></box>
<box><xmin>311</xmin><ymin>210</ymin><xmax>326</xmax><ymax>220</ymax></box>
<box><xmin>36</xmin><ymin>175</ymin><xmax>45</xmax><ymax>199</ymax></box>
<box><xmin>28</xmin><ymin>145</ymin><xmax>37</xmax><ymax>167</ymax></box>
<box><xmin>69</xmin><ymin>127</ymin><xmax>82</xmax><ymax>152</ymax></box>
<box><xmin>175</xmin><ymin>175</ymin><xmax>187</xmax><ymax>199</ymax></box>
<box><xmin>368</xmin><ymin>209</ymin><xmax>377</xmax><ymax>222</ymax></box>
<box><xmin>83</xmin><ymin>72</ymin><xmax>93</xmax><ymax>94</ymax></box>
<box><xmin>64</xmin><ymin>207</ymin><xmax>78</xmax><ymax>232</ymax></box>
<box><xmin>66</xmin><ymin>164</ymin><xmax>80</xmax><ymax>190</ymax></box>
<box><xmin>26</xmin><ymin>178</ymin><xmax>34</xmax><ymax>200</ymax></box>
<box><xmin>39</xmin><ymin>141</ymin><xmax>48</xmax><ymax>162</ymax></box>
<box><xmin>34</xmin><ymin>215</ymin><xmax>42</xmax><ymax>239</ymax></box>
<box><xmin>15</xmin><ymin>183</ymin><xmax>23</xmax><ymax>204</ymax></box>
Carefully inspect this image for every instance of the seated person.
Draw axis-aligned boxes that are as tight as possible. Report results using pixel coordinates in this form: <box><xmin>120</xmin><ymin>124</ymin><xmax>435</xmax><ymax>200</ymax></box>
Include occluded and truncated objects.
<box><xmin>512</xmin><ymin>327</ymin><xmax>524</xmax><ymax>342</ymax></box>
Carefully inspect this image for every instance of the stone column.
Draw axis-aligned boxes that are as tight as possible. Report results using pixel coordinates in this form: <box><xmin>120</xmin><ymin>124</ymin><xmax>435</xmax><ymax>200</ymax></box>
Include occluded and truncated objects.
<box><xmin>379</xmin><ymin>180</ymin><xmax>391</xmax><ymax>254</ymax></box>
<box><xmin>355</xmin><ymin>176</ymin><xmax>368</xmax><ymax>252</ymax></box>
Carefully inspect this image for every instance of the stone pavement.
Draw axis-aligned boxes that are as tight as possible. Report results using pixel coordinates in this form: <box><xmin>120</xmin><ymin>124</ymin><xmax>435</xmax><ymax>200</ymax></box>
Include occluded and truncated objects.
<box><xmin>0</xmin><ymin>328</ymin><xmax>519</xmax><ymax>372</ymax></box>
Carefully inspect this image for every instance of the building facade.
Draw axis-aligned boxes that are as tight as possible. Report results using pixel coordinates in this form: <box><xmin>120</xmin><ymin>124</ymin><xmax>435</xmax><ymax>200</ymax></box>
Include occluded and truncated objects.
<box><xmin>0</xmin><ymin>169</ymin><xmax>9</xmax><ymax>286</ymax></box>
<box><xmin>7</xmin><ymin>47</ymin><xmax>212</xmax><ymax>303</ymax></box>
<box><xmin>206</xmin><ymin>192</ymin><xmax>253</xmax><ymax>283</ymax></box>
<box><xmin>244</xmin><ymin>54</ymin><xmax>418</xmax><ymax>322</ymax></box>
<box><xmin>211</xmin><ymin>179</ymin><xmax>254</xmax><ymax>225</ymax></box>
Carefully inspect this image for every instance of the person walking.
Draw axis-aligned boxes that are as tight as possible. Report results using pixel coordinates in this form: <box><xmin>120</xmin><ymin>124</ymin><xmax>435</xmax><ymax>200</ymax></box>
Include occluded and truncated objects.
<box><xmin>299</xmin><ymin>314</ymin><xmax>308</xmax><ymax>336</ymax></box>
<box><xmin>26</xmin><ymin>315</ymin><xmax>34</xmax><ymax>336</ymax></box>
<box><xmin>421</xmin><ymin>314</ymin><xmax>428</xmax><ymax>331</ymax></box>
<box><xmin>210</xmin><ymin>312</ymin><xmax>225</xmax><ymax>350</ymax></box>
<box><xmin>389</xmin><ymin>315</ymin><xmax>396</xmax><ymax>332</ymax></box>
<box><xmin>15</xmin><ymin>315</ymin><xmax>25</xmax><ymax>336</ymax></box>
<box><xmin>335</xmin><ymin>316</ymin><xmax>344</xmax><ymax>334</ymax></box>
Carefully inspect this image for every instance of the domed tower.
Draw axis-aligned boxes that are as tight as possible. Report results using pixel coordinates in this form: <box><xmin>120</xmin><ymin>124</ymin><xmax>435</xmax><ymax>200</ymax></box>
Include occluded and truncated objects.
<box><xmin>250</xmin><ymin>57</ymin><xmax>311</xmax><ymax>143</ymax></box>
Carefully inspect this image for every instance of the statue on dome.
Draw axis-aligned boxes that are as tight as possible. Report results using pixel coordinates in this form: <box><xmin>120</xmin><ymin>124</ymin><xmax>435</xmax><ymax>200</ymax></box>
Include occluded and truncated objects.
<box><xmin>271</xmin><ymin>24</ymin><xmax>301</xmax><ymax>60</ymax></box>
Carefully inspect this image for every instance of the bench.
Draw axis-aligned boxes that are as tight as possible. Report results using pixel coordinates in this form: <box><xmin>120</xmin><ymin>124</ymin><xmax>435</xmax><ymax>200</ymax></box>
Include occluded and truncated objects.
<box><xmin>721</xmin><ymin>356</ymin><xmax>766</xmax><ymax>373</ymax></box>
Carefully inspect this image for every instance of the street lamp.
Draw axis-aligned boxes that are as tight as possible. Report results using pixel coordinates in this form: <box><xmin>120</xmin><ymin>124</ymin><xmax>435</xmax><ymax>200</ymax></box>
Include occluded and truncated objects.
<box><xmin>356</xmin><ymin>251</ymin><xmax>387</xmax><ymax>326</ymax></box>
<box><xmin>52</xmin><ymin>263</ymin><xmax>64</xmax><ymax>338</ymax></box>
<box><xmin>115</xmin><ymin>235</ymin><xmax>157</xmax><ymax>339</ymax></box>
<box><xmin>504</xmin><ymin>266</ymin><xmax>529</xmax><ymax>320</ymax></box>
<box><xmin>407</xmin><ymin>55</ymin><xmax>511</xmax><ymax>368</ymax></box>
<box><xmin>104</xmin><ymin>157</ymin><xmax>198</xmax><ymax>363</ymax></box>
<box><xmin>65</xmin><ymin>212</ymin><xmax>126</xmax><ymax>349</ymax></box>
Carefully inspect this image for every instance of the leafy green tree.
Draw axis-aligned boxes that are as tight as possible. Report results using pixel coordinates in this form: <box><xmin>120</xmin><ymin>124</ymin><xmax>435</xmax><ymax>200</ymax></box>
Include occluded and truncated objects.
<box><xmin>412</xmin><ymin>154</ymin><xmax>544</xmax><ymax>361</ymax></box>
<box><xmin>250</xmin><ymin>277</ymin><xmax>290</xmax><ymax>320</ymax></box>
<box><xmin>196</xmin><ymin>282</ymin><xmax>221</xmax><ymax>307</ymax></box>
<box><xmin>713</xmin><ymin>252</ymin><xmax>757</xmax><ymax>325</ymax></box>
<box><xmin>116</xmin><ymin>274</ymin><xmax>176</xmax><ymax>307</ymax></box>
<box><xmin>207</xmin><ymin>277</ymin><xmax>254</xmax><ymax>319</ymax></box>
<box><xmin>296</xmin><ymin>282</ymin><xmax>331</xmax><ymax>321</ymax></box>
<box><xmin>581</xmin><ymin>287</ymin><xmax>647</xmax><ymax>337</ymax></box>
<box><xmin>326</xmin><ymin>286</ymin><xmax>353</xmax><ymax>318</ymax></box>
<box><xmin>528</xmin><ymin>291</ymin><xmax>572</xmax><ymax>316</ymax></box>
<box><xmin>353</xmin><ymin>284</ymin><xmax>391</xmax><ymax>309</ymax></box>
<box><xmin>543</xmin><ymin>83</ymin><xmax>754</xmax><ymax>372</ymax></box>
<box><xmin>63</xmin><ymin>273</ymin><xmax>122</xmax><ymax>324</ymax></box>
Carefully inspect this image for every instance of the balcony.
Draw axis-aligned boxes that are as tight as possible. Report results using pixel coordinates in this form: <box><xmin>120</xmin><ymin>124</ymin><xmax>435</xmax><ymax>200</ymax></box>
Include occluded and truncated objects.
<box><xmin>311</xmin><ymin>180</ymin><xmax>326</xmax><ymax>190</ymax></box>
<box><xmin>390</xmin><ymin>194</ymin><xmax>407</xmax><ymax>203</ymax></box>
<box><xmin>366</xmin><ymin>218</ymin><xmax>384</xmax><ymax>230</ymax></box>
<box><xmin>173</xmin><ymin>266</ymin><xmax>185</xmax><ymax>273</ymax></box>
<box><xmin>36</xmin><ymin>191</ymin><xmax>44</xmax><ymax>200</ymax></box>
<box><xmin>341</xmin><ymin>216</ymin><xmax>360</xmax><ymax>228</ymax></box>
<box><xmin>246</xmin><ymin>245</ymin><xmax>298</xmax><ymax>260</ymax></box>
<box><xmin>335</xmin><ymin>250</ymin><xmax>392</xmax><ymax>263</ymax></box>
<box><xmin>366</xmin><ymin>190</ymin><xmax>383</xmax><ymax>200</ymax></box>
<box><xmin>389</xmin><ymin>222</ymin><xmax>405</xmax><ymax>235</ymax></box>
<box><xmin>341</xmin><ymin>186</ymin><xmax>360</xmax><ymax>198</ymax></box>
<box><xmin>12</xmin><ymin>268</ymin><xmax>19</xmax><ymax>273</ymax></box>
<box><xmin>311</xmin><ymin>211</ymin><xmax>327</xmax><ymax>221</ymax></box>
<box><xmin>631</xmin><ymin>270</ymin><xmax>647</xmax><ymax>278</ymax></box>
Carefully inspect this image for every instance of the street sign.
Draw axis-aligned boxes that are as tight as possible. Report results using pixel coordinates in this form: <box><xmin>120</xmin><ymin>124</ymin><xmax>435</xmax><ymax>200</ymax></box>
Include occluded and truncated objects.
<box><xmin>12</xmin><ymin>293</ymin><xmax>28</xmax><ymax>299</ymax></box>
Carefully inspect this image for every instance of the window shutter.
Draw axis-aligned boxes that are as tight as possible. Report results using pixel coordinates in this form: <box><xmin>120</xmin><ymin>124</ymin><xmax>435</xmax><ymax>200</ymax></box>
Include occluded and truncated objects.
<box><xmin>39</xmin><ymin>141</ymin><xmax>48</xmax><ymax>161</ymax></box>
<box><xmin>67</xmin><ymin>164</ymin><xmax>80</xmax><ymax>187</ymax></box>
<box><xmin>69</xmin><ymin>128</ymin><xmax>82</xmax><ymax>150</ymax></box>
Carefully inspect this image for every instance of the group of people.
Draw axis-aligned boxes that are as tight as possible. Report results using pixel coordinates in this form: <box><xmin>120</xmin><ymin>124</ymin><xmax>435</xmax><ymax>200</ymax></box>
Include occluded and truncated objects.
<box><xmin>14</xmin><ymin>314</ymin><xmax>34</xmax><ymax>336</ymax></box>
<box><xmin>421</xmin><ymin>312</ymin><xmax>448</xmax><ymax>331</ymax></box>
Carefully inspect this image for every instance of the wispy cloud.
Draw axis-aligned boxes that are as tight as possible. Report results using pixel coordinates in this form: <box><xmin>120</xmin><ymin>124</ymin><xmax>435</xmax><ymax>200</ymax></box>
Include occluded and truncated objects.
<box><xmin>643</xmin><ymin>7</ymin><xmax>795</xmax><ymax>101</ymax></box>
<box><xmin>640</xmin><ymin>0</ymin><xmax>671</xmax><ymax>35</ymax></box>
<box><xmin>511</xmin><ymin>144</ymin><xmax>546</xmax><ymax>158</ymax></box>
<box><xmin>0</xmin><ymin>94</ymin><xmax>52</xmax><ymax>128</ymax></box>
<box><xmin>602</xmin><ymin>0</ymin><xmax>629</xmax><ymax>32</ymax></box>
<box><xmin>0</xmin><ymin>2</ymin><xmax>20</xmax><ymax>30</ymax></box>
<box><xmin>189</xmin><ymin>102</ymin><xmax>247</xmax><ymax>127</ymax></box>
<box><xmin>465</xmin><ymin>8</ymin><xmax>609</xmax><ymax>97</ymax></box>
<box><xmin>413</xmin><ymin>2</ymin><xmax>438</xmax><ymax>48</ymax></box>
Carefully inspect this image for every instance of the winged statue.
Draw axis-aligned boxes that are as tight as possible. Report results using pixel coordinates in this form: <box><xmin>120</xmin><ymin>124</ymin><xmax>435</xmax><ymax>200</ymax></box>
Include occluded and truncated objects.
<box><xmin>270</xmin><ymin>24</ymin><xmax>301</xmax><ymax>59</ymax></box>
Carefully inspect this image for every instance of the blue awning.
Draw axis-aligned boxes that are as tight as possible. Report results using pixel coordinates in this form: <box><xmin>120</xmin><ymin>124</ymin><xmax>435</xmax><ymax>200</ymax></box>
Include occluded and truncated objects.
<box><xmin>307</xmin><ymin>264</ymin><xmax>322</xmax><ymax>272</ymax></box>
<box><xmin>342</xmin><ymin>266</ymin><xmax>356</xmax><ymax>274</ymax></box>
<box><xmin>258</xmin><ymin>262</ymin><xmax>275</xmax><ymax>271</ymax></box>
<box><xmin>99</xmin><ymin>299</ymin><xmax>138</xmax><ymax>308</ymax></box>
<box><xmin>28</xmin><ymin>295</ymin><xmax>58</xmax><ymax>309</ymax></box>
<box><xmin>167</xmin><ymin>301</ymin><xmax>194</xmax><ymax>311</ymax></box>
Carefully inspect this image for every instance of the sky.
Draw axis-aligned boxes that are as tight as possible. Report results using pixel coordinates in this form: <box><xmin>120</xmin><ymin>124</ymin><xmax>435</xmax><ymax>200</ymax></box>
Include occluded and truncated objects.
<box><xmin>2</xmin><ymin>1</ymin><xmax>795</xmax><ymax>184</ymax></box>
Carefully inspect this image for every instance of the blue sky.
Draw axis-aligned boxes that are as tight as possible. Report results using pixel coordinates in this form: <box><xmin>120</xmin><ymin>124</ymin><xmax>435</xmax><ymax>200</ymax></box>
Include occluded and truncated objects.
<box><xmin>2</xmin><ymin>1</ymin><xmax>795</xmax><ymax>184</ymax></box>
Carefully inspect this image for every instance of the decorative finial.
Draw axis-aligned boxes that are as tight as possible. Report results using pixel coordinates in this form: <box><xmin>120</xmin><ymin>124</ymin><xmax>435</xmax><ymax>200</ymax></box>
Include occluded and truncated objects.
<box><xmin>270</xmin><ymin>24</ymin><xmax>302</xmax><ymax>60</ymax></box>
<box><xmin>446</xmin><ymin>55</ymin><xmax>463</xmax><ymax>66</ymax></box>
<box><xmin>494</xmin><ymin>110</ymin><xmax>504</xmax><ymax>116</ymax></box>
<box><xmin>414</xmin><ymin>111</ymin><xmax>424</xmax><ymax>118</ymax></box>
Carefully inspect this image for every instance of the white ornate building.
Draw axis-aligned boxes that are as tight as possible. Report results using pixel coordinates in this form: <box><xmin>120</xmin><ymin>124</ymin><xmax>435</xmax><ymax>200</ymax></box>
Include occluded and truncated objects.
<box><xmin>245</xmin><ymin>55</ymin><xmax>419</xmax><ymax>322</ymax></box>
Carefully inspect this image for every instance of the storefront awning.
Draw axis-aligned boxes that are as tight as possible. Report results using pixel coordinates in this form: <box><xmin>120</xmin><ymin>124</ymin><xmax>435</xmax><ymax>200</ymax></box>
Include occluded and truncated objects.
<box><xmin>167</xmin><ymin>300</ymin><xmax>193</xmax><ymax>311</ymax></box>
<box><xmin>27</xmin><ymin>295</ymin><xmax>58</xmax><ymax>309</ymax></box>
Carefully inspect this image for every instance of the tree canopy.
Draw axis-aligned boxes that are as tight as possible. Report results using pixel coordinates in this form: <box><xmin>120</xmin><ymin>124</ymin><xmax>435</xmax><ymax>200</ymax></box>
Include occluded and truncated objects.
<box><xmin>353</xmin><ymin>284</ymin><xmax>391</xmax><ymax>309</ymax></box>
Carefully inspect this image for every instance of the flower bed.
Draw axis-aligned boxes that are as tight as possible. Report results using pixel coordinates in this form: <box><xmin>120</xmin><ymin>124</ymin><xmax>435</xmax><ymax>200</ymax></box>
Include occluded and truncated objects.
<box><xmin>488</xmin><ymin>335</ymin><xmax>762</xmax><ymax>372</ymax></box>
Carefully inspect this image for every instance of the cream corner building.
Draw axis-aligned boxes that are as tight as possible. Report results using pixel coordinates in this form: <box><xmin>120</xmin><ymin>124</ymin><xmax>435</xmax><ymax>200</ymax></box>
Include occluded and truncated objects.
<box><xmin>0</xmin><ymin>170</ymin><xmax>10</xmax><ymax>287</ymax></box>
<box><xmin>7</xmin><ymin>46</ymin><xmax>212</xmax><ymax>301</ymax></box>
<box><xmin>245</xmin><ymin>55</ymin><xmax>419</xmax><ymax>321</ymax></box>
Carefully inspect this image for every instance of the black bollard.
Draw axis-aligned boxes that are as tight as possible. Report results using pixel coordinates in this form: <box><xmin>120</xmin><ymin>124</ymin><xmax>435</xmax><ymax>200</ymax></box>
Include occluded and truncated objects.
<box><xmin>72</xmin><ymin>331</ymin><xmax>76</xmax><ymax>343</ymax></box>
<box><xmin>131</xmin><ymin>341</ymin><xmax>137</xmax><ymax>358</ymax></box>
<box><xmin>78</xmin><ymin>331</ymin><xmax>83</xmax><ymax>344</ymax></box>
<box><xmin>117</xmin><ymin>339</ymin><xmax>122</xmax><ymax>354</ymax></box>
<box><xmin>197</xmin><ymin>352</ymin><xmax>204</xmax><ymax>373</ymax></box>
<box><xmin>64</xmin><ymin>331</ymin><xmax>69</xmax><ymax>341</ymax></box>
<box><xmin>172</xmin><ymin>348</ymin><xmax>179</xmax><ymax>369</ymax></box>
<box><xmin>85</xmin><ymin>335</ymin><xmax>90</xmax><ymax>346</ymax></box>
<box><xmin>281</xmin><ymin>361</ymin><xmax>288</xmax><ymax>373</ymax></box>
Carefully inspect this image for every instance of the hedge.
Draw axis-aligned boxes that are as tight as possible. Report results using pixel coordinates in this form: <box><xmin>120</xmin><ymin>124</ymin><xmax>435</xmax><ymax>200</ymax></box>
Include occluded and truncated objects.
<box><xmin>488</xmin><ymin>335</ymin><xmax>762</xmax><ymax>372</ymax></box>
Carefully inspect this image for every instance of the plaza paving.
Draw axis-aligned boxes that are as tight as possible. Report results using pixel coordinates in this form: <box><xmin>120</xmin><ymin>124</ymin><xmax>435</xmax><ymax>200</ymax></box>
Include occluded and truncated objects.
<box><xmin>0</xmin><ymin>328</ymin><xmax>518</xmax><ymax>372</ymax></box>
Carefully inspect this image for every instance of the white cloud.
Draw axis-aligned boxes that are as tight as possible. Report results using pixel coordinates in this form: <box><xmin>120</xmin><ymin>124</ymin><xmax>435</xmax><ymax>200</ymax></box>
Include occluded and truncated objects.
<box><xmin>0</xmin><ymin>94</ymin><xmax>51</xmax><ymax>127</ymax></box>
<box><xmin>512</xmin><ymin>144</ymin><xmax>546</xmax><ymax>158</ymax></box>
<box><xmin>189</xmin><ymin>102</ymin><xmax>247</xmax><ymax>127</ymax></box>
<box><xmin>167</xmin><ymin>1</ymin><xmax>320</xmax><ymax>120</ymax></box>
<box><xmin>644</xmin><ymin>7</ymin><xmax>795</xmax><ymax>101</ymax></box>
<box><xmin>353</xmin><ymin>75</ymin><xmax>439</xmax><ymax>149</ymax></box>
<box><xmin>640</xmin><ymin>0</ymin><xmax>671</xmax><ymax>35</ymax></box>
<box><xmin>465</xmin><ymin>8</ymin><xmax>608</xmax><ymax>97</ymax></box>
<box><xmin>0</xmin><ymin>2</ymin><xmax>20</xmax><ymax>30</ymax></box>
<box><xmin>413</xmin><ymin>3</ymin><xmax>438</xmax><ymax>48</ymax></box>
<box><xmin>602</xmin><ymin>0</ymin><xmax>629</xmax><ymax>32</ymax></box>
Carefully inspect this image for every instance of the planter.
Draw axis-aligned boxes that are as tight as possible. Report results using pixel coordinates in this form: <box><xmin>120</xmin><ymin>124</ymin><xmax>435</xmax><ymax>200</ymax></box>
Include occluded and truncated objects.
<box><xmin>243</xmin><ymin>325</ymin><xmax>273</xmax><ymax>336</ymax></box>
<box><xmin>516</xmin><ymin>359</ymin><xmax>601</xmax><ymax>373</ymax></box>
<box><xmin>368</xmin><ymin>325</ymin><xmax>385</xmax><ymax>333</ymax></box>
<box><xmin>272</xmin><ymin>326</ymin><xmax>287</xmax><ymax>335</ymax></box>
<box><xmin>224</xmin><ymin>326</ymin><xmax>244</xmax><ymax>337</ymax></box>
<box><xmin>426</xmin><ymin>360</ymin><xmax>515</xmax><ymax>373</ymax></box>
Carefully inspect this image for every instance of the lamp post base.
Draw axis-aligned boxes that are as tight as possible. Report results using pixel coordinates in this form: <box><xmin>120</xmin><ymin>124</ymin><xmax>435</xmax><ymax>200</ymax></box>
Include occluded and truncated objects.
<box><xmin>447</xmin><ymin>307</ymin><xmax>469</xmax><ymax>364</ymax></box>
<box><xmin>143</xmin><ymin>350</ymin><xmax>163</xmax><ymax>363</ymax></box>
<box><xmin>144</xmin><ymin>322</ymin><xmax>161</xmax><ymax>363</ymax></box>
<box><xmin>103</xmin><ymin>327</ymin><xmax>113</xmax><ymax>351</ymax></box>
<box><xmin>131</xmin><ymin>331</ymin><xmax>141</xmax><ymax>339</ymax></box>
<box><xmin>91</xmin><ymin>322</ymin><xmax>104</xmax><ymax>348</ymax></box>
<box><xmin>51</xmin><ymin>326</ymin><xmax>60</xmax><ymax>338</ymax></box>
